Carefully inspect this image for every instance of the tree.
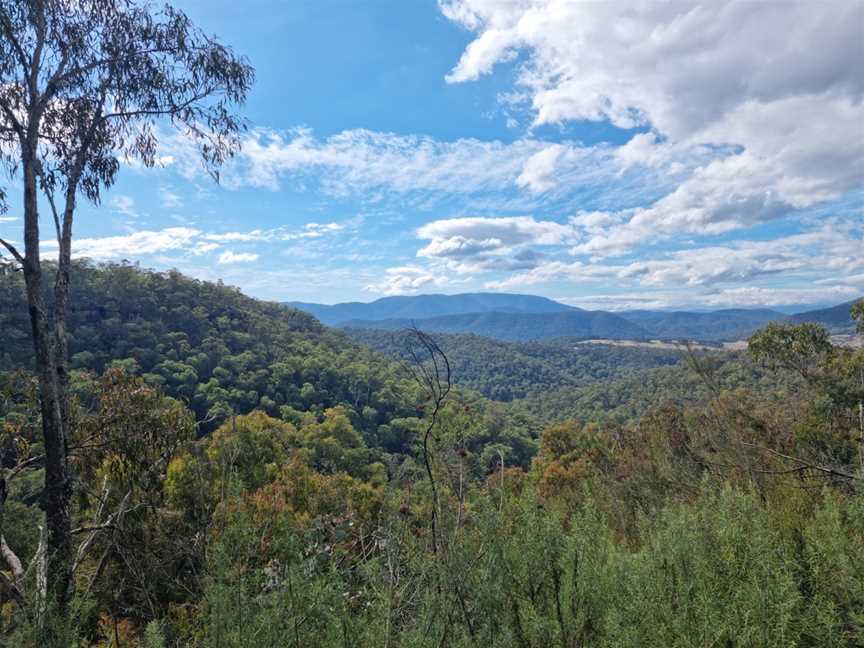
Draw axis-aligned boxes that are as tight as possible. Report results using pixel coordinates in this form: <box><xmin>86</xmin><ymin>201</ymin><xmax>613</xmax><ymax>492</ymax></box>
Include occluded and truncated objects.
<box><xmin>399</xmin><ymin>328</ymin><xmax>450</xmax><ymax>554</ymax></box>
<box><xmin>0</xmin><ymin>0</ymin><xmax>253</xmax><ymax>614</ymax></box>
<box><xmin>748</xmin><ymin>322</ymin><xmax>832</xmax><ymax>380</ymax></box>
<box><xmin>852</xmin><ymin>299</ymin><xmax>864</xmax><ymax>335</ymax></box>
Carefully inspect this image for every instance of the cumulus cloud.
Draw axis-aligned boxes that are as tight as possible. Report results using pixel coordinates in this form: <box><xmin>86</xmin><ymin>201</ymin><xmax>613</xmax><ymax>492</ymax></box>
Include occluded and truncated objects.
<box><xmin>515</xmin><ymin>144</ymin><xmax>563</xmax><ymax>193</ymax></box>
<box><xmin>416</xmin><ymin>215</ymin><xmax>575</xmax><ymax>272</ymax></box>
<box><xmin>35</xmin><ymin>220</ymin><xmax>349</xmax><ymax>265</ymax></box>
<box><xmin>443</xmin><ymin>1</ymin><xmax>862</xmax><ymax>135</ymax></box>
<box><xmin>365</xmin><ymin>265</ymin><xmax>452</xmax><ymax>295</ymax></box>
<box><xmin>410</xmin><ymin>216</ymin><xmax>863</xmax><ymax>300</ymax></box>
<box><xmin>42</xmin><ymin>227</ymin><xmax>201</xmax><ymax>260</ymax></box>
<box><xmin>442</xmin><ymin>1</ymin><xmax>864</xmax><ymax>253</ymax></box>
<box><xmin>218</xmin><ymin>250</ymin><xmax>260</xmax><ymax>265</ymax></box>
<box><xmin>419</xmin><ymin>215</ymin><xmax>573</xmax><ymax>248</ymax></box>
<box><xmin>488</xmin><ymin>220</ymin><xmax>864</xmax><ymax>292</ymax></box>
<box><xmin>577</xmin><ymin>95</ymin><xmax>864</xmax><ymax>256</ymax></box>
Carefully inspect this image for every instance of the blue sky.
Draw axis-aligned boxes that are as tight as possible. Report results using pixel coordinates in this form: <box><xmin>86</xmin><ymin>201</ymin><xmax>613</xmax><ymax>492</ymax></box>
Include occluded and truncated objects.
<box><xmin>1</xmin><ymin>0</ymin><xmax>862</xmax><ymax>309</ymax></box>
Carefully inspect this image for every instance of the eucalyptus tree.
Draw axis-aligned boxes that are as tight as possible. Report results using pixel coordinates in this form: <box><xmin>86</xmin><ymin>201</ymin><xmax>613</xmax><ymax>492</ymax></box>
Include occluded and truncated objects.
<box><xmin>853</xmin><ymin>299</ymin><xmax>863</xmax><ymax>334</ymax></box>
<box><xmin>0</xmin><ymin>0</ymin><xmax>253</xmax><ymax>614</ymax></box>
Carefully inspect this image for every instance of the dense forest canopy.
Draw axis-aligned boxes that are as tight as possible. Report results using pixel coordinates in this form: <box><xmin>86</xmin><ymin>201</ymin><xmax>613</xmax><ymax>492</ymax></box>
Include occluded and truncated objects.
<box><xmin>344</xmin><ymin>328</ymin><xmax>686</xmax><ymax>401</ymax></box>
<box><xmin>1</xmin><ymin>263</ymin><xmax>862</xmax><ymax>646</ymax></box>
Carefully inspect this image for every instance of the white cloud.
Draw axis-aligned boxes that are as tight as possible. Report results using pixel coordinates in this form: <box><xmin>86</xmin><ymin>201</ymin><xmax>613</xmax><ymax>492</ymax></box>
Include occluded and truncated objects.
<box><xmin>443</xmin><ymin>1</ymin><xmax>864</xmax><ymax>252</ymax></box>
<box><xmin>365</xmin><ymin>265</ymin><xmax>451</xmax><ymax>295</ymax></box>
<box><xmin>156</xmin><ymin>126</ymin><xmax>640</xmax><ymax>210</ymax></box>
<box><xmin>32</xmin><ymin>220</ymin><xmax>346</xmax><ymax>267</ymax></box>
<box><xmin>218</xmin><ymin>250</ymin><xmax>260</xmax><ymax>265</ymax></box>
<box><xmin>283</xmin><ymin>222</ymin><xmax>345</xmax><ymax>240</ymax></box>
<box><xmin>560</xmin><ymin>285</ymin><xmax>863</xmax><ymax>312</ymax></box>
<box><xmin>202</xmin><ymin>222</ymin><xmax>346</xmax><ymax>243</ymax></box>
<box><xmin>488</xmin><ymin>220</ymin><xmax>864</xmax><ymax>292</ymax></box>
<box><xmin>205</xmin><ymin>229</ymin><xmax>271</xmax><ymax>242</ymax></box>
<box><xmin>416</xmin><ymin>215</ymin><xmax>575</xmax><ymax>272</ymax></box>
<box><xmin>219</xmin><ymin>127</ymin><xmax>545</xmax><ymax>195</ymax></box>
<box><xmin>443</xmin><ymin>1</ymin><xmax>862</xmax><ymax>135</ymax></box>
<box><xmin>110</xmin><ymin>195</ymin><xmax>140</xmax><ymax>220</ymax></box>
<box><xmin>190</xmin><ymin>242</ymin><xmax>220</xmax><ymax>256</ymax></box>
<box><xmin>0</xmin><ymin>216</ymin><xmax>17</xmax><ymax>223</ymax></box>
<box><xmin>419</xmin><ymin>215</ymin><xmax>573</xmax><ymax>250</ymax></box>
<box><xmin>516</xmin><ymin>144</ymin><xmax>564</xmax><ymax>193</ymax></box>
<box><xmin>305</xmin><ymin>222</ymin><xmax>344</xmax><ymax>233</ymax></box>
<box><xmin>42</xmin><ymin>227</ymin><xmax>201</xmax><ymax>260</ymax></box>
<box><xmin>159</xmin><ymin>187</ymin><xmax>184</xmax><ymax>209</ymax></box>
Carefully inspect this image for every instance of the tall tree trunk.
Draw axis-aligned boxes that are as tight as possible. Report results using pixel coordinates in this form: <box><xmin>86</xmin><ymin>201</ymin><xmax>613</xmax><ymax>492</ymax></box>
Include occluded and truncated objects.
<box><xmin>21</xmin><ymin>154</ymin><xmax>72</xmax><ymax>613</ymax></box>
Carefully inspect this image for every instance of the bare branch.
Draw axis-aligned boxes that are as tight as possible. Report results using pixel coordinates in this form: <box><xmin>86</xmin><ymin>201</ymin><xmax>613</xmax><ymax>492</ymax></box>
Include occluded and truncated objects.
<box><xmin>0</xmin><ymin>237</ymin><xmax>24</xmax><ymax>265</ymax></box>
<box><xmin>739</xmin><ymin>442</ymin><xmax>858</xmax><ymax>481</ymax></box>
<box><xmin>401</xmin><ymin>326</ymin><xmax>451</xmax><ymax>555</ymax></box>
<box><xmin>7</xmin><ymin>454</ymin><xmax>45</xmax><ymax>482</ymax></box>
<box><xmin>0</xmin><ymin>8</ymin><xmax>30</xmax><ymax>81</ymax></box>
<box><xmin>1</xmin><ymin>535</ymin><xmax>23</xmax><ymax>582</ymax></box>
<box><xmin>71</xmin><ymin>487</ymin><xmax>132</xmax><ymax>578</ymax></box>
<box><xmin>42</xmin><ymin>185</ymin><xmax>62</xmax><ymax>246</ymax></box>
<box><xmin>0</xmin><ymin>568</ymin><xmax>24</xmax><ymax>609</ymax></box>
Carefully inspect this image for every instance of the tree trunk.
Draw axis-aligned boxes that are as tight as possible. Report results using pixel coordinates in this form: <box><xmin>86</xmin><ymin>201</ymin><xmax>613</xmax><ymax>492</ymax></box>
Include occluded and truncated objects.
<box><xmin>21</xmin><ymin>154</ymin><xmax>72</xmax><ymax>613</ymax></box>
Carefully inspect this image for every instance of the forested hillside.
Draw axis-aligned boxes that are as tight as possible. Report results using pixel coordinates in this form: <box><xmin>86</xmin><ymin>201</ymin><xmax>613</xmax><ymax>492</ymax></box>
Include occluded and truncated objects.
<box><xmin>0</xmin><ymin>262</ymin><xmax>420</xmax><ymax>435</ymax></box>
<box><xmin>790</xmin><ymin>299</ymin><xmax>861</xmax><ymax>332</ymax></box>
<box><xmin>618</xmin><ymin>308</ymin><xmax>785</xmax><ymax>340</ymax></box>
<box><xmin>345</xmin><ymin>328</ymin><xmax>685</xmax><ymax>401</ymax></box>
<box><xmin>1</xmin><ymin>265</ymin><xmax>863</xmax><ymax>647</ymax></box>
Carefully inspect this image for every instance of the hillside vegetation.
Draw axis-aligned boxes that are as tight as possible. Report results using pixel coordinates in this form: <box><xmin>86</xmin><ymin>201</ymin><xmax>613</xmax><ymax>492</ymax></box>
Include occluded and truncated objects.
<box><xmin>1</xmin><ymin>264</ymin><xmax>863</xmax><ymax>647</ymax></box>
<box><xmin>345</xmin><ymin>328</ymin><xmax>685</xmax><ymax>401</ymax></box>
<box><xmin>0</xmin><ymin>262</ymin><xmax>419</xmax><ymax>439</ymax></box>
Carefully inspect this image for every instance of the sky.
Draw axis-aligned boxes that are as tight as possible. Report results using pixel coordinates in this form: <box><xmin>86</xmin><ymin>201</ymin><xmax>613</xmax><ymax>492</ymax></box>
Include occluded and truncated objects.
<box><xmin>1</xmin><ymin>0</ymin><xmax>862</xmax><ymax>310</ymax></box>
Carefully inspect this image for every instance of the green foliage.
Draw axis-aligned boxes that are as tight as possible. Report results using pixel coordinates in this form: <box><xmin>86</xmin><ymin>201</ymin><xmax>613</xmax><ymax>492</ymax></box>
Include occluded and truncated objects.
<box><xmin>1</xmin><ymin>265</ymin><xmax>862</xmax><ymax>646</ymax></box>
<box><xmin>514</xmin><ymin>350</ymin><xmax>801</xmax><ymax>426</ymax></box>
<box><xmin>852</xmin><ymin>299</ymin><xmax>864</xmax><ymax>334</ymax></box>
<box><xmin>0</xmin><ymin>261</ymin><xmax>418</xmax><ymax>440</ymax></box>
<box><xmin>749</xmin><ymin>322</ymin><xmax>833</xmax><ymax>378</ymax></box>
<box><xmin>347</xmin><ymin>328</ymin><xmax>683</xmax><ymax>401</ymax></box>
<box><xmin>143</xmin><ymin>621</ymin><xmax>168</xmax><ymax>648</ymax></box>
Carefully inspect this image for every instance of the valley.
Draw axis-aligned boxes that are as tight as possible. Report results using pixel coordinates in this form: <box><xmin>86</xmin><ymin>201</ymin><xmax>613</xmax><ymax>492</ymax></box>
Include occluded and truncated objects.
<box><xmin>1</xmin><ymin>262</ymin><xmax>862</xmax><ymax>646</ymax></box>
<box><xmin>0</xmin><ymin>1</ymin><xmax>861</xmax><ymax>644</ymax></box>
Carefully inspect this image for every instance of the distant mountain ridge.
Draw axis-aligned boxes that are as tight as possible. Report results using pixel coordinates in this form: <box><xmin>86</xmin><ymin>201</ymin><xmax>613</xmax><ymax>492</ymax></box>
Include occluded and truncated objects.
<box><xmin>788</xmin><ymin>299</ymin><xmax>860</xmax><ymax>332</ymax></box>
<box><xmin>619</xmin><ymin>308</ymin><xmax>787</xmax><ymax>341</ymax></box>
<box><xmin>343</xmin><ymin>310</ymin><xmax>648</xmax><ymax>342</ymax></box>
<box><xmin>285</xmin><ymin>292</ymin><xmax>576</xmax><ymax>325</ymax></box>
<box><xmin>287</xmin><ymin>293</ymin><xmax>862</xmax><ymax>342</ymax></box>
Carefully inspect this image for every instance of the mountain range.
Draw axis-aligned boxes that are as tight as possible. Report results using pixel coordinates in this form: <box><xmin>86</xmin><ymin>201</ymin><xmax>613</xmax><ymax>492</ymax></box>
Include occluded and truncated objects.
<box><xmin>285</xmin><ymin>294</ymin><xmax>861</xmax><ymax>342</ymax></box>
<box><xmin>287</xmin><ymin>293</ymin><xmax>573</xmax><ymax>323</ymax></box>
